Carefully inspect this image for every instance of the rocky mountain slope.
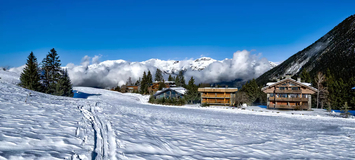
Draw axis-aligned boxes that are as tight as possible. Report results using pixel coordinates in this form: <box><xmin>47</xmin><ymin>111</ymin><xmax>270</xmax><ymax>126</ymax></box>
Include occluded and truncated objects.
<box><xmin>257</xmin><ymin>14</ymin><xmax>355</xmax><ymax>85</ymax></box>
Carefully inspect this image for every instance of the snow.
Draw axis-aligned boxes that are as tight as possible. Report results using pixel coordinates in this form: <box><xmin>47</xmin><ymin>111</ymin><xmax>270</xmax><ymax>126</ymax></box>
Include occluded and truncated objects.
<box><xmin>1</xmin><ymin>70</ymin><xmax>355</xmax><ymax>159</ymax></box>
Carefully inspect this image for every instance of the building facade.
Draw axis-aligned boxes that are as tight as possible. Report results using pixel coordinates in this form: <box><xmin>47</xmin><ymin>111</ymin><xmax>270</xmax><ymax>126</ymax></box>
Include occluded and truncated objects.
<box><xmin>198</xmin><ymin>88</ymin><xmax>238</xmax><ymax>106</ymax></box>
<box><xmin>261</xmin><ymin>77</ymin><xmax>318</xmax><ymax>110</ymax></box>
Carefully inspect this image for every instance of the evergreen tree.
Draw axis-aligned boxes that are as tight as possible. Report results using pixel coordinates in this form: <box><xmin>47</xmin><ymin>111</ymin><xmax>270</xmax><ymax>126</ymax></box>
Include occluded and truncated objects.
<box><xmin>300</xmin><ymin>69</ymin><xmax>311</xmax><ymax>82</ymax></box>
<box><xmin>176</xmin><ymin>70</ymin><xmax>185</xmax><ymax>87</ymax></box>
<box><xmin>41</xmin><ymin>48</ymin><xmax>61</xmax><ymax>94</ymax></box>
<box><xmin>158</xmin><ymin>80</ymin><xmax>166</xmax><ymax>90</ymax></box>
<box><xmin>55</xmin><ymin>69</ymin><xmax>74</xmax><ymax>97</ymax></box>
<box><xmin>240</xmin><ymin>79</ymin><xmax>265</xmax><ymax>105</ymax></box>
<box><xmin>185</xmin><ymin>76</ymin><xmax>198</xmax><ymax>104</ymax></box>
<box><xmin>147</xmin><ymin>70</ymin><xmax>153</xmax><ymax>84</ymax></box>
<box><xmin>140</xmin><ymin>71</ymin><xmax>149</xmax><ymax>94</ymax></box>
<box><xmin>20</xmin><ymin>52</ymin><xmax>42</xmax><ymax>91</ymax></box>
<box><xmin>341</xmin><ymin>102</ymin><xmax>351</xmax><ymax>118</ymax></box>
<box><xmin>155</xmin><ymin>69</ymin><xmax>163</xmax><ymax>82</ymax></box>
<box><xmin>168</xmin><ymin>75</ymin><xmax>174</xmax><ymax>81</ymax></box>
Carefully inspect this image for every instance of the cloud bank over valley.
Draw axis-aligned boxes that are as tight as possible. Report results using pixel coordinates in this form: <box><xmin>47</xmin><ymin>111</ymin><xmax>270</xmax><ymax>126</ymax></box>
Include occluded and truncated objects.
<box><xmin>10</xmin><ymin>50</ymin><xmax>275</xmax><ymax>88</ymax></box>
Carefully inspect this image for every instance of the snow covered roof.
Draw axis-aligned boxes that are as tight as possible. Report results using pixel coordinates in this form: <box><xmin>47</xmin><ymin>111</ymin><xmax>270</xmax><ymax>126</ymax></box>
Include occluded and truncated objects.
<box><xmin>266</xmin><ymin>82</ymin><xmax>276</xmax><ymax>86</ymax></box>
<box><xmin>154</xmin><ymin>81</ymin><xmax>175</xmax><ymax>84</ymax></box>
<box><xmin>154</xmin><ymin>87</ymin><xmax>187</xmax><ymax>96</ymax></box>
<box><xmin>262</xmin><ymin>78</ymin><xmax>318</xmax><ymax>92</ymax></box>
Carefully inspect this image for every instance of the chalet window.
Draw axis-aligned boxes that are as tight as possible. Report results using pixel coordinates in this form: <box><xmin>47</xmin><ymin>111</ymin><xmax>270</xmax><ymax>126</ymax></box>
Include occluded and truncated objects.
<box><xmin>292</xmin><ymin>87</ymin><xmax>299</xmax><ymax>90</ymax></box>
<box><xmin>279</xmin><ymin>87</ymin><xmax>286</xmax><ymax>90</ymax></box>
<box><xmin>281</xmin><ymin>83</ymin><xmax>287</xmax><ymax>86</ymax></box>
<box><xmin>270</xmin><ymin>93</ymin><xmax>274</xmax><ymax>97</ymax></box>
<box><xmin>289</xmin><ymin>83</ymin><xmax>296</xmax><ymax>86</ymax></box>
<box><xmin>289</xmin><ymin>94</ymin><xmax>298</xmax><ymax>98</ymax></box>
<box><xmin>279</xmin><ymin>94</ymin><xmax>287</xmax><ymax>98</ymax></box>
<box><xmin>302</xmin><ymin>94</ymin><xmax>309</xmax><ymax>98</ymax></box>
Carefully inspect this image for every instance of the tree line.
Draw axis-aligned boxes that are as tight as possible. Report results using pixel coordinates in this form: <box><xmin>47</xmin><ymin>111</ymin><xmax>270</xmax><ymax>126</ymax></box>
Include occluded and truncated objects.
<box><xmin>20</xmin><ymin>48</ymin><xmax>73</xmax><ymax>97</ymax></box>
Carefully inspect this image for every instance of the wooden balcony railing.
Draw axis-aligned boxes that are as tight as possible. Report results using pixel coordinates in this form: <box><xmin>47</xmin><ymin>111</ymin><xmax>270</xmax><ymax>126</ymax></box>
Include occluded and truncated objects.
<box><xmin>274</xmin><ymin>105</ymin><xmax>309</xmax><ymax>109</ymax></box>
<box><xmin>201</xmin><ymin>95</ymin><xmax>231</xmax><ymax>98</ymax></box>
<box><xmin>269</xmin><ymin>97</ymin><xmax>308</xmax><ymax>102</ymax></box>
<box><xmin>274</xmin><ymin>90</ymin><xmax>302</xmax><ymax>94</ymax></box>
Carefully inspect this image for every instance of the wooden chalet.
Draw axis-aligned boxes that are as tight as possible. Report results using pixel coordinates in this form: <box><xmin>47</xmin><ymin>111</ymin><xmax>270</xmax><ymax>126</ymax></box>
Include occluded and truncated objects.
<box><xmin>149</xmin><ymin>81</ymin><xmax>176</xmax><ymax>94</ymax></box>
<box><xmin>127</xmin><ymin>86</ymin><xmax>139</xmax><ymax>93</ymax></box>
<box><xmin>261</xmin><ymin>76</ymin><xmax>318</xmax><ymax>110</ymax></box>
<box><xmin>198</xmin><ymin>87</ymin><xmax>239</xmax><ymax>106</ymax></box>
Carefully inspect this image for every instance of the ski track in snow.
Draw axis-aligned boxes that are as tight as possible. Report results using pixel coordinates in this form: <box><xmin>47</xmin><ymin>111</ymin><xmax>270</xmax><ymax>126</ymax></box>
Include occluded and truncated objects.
<box><xmin>0</xmin><ymin>70</ymin><xmax>355</xmax><ymax>159</ymax></box>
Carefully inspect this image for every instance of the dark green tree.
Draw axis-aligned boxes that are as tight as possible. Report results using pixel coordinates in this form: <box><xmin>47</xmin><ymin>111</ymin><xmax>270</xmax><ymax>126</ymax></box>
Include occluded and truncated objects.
<box><xmin>41</xmin><ymin>48</ymin><xmax>61</xmax><ymax>94</ymax></box>
<box><xmin>300</xmin><ymin>69</ymin><xmax>311</xmax><ymax>83</ymax></box>
<box><xmin>55</xmin><ymin>69</ymin><xmax>74</xmax><ymax>97</ymax></box>
<box><xmin>140</xmin><ymin>71</ymin><xmax>149</xmax><ymax>94</ymax></box>
<box><xmin>155</xmin><ymin>69</ymin><xmax>163</xmax><ymax>82</ymax></box>
<box><xmin>147</xmin><ymin>70</ymin><xmax>153</xmax><ymax>84</ymax></box>
<box><xmin>240</xmin><ymin>79</ymin><xmax>265</xmax><ymax>105</ymax></box>
<box><xmin>185</xmin><ymin>76</ymin><xmax>198</xmax><ymax>104</ymax></box>
<box><xmin>20</xmin><ymin>52</ymin><xmax>42</xmax><ymax>91</ymax></box>
<box><xmin>168</xmin><ymin>75</ymin><xmax>174</xmax><ymax>81</ymax></box>
<box><xmin>158</xmin><ymin>80</ymin><xmax>166</xmax><ymax>90</ymax></box>
<box><xmin>176</xmin><ymin>70</ymin><xmax>186</xmax><ymax>87</ymax></box>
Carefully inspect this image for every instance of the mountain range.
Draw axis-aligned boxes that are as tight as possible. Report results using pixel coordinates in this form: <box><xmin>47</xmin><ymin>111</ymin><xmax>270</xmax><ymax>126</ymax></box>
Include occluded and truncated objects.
<box><xmin>90</xmin><ymin>57</ymin><xmax>278</xmax><ymax>75</ymax></box>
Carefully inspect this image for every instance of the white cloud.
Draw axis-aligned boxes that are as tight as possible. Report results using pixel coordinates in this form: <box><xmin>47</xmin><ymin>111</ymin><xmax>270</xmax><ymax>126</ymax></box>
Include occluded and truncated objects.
<box><xmin>184</xmin><ymin>50</ymin><xmax>271</xmax><ymax>84</ymax></box>
<box><xmin>92</xmin><ymin>55</ymin><xmax>102</xmax><ymax>64</ymax></box>
<box><xmin>10</xmin><ymin>51</ymin><xmax>272</xmax><ymax>88</ymax></box>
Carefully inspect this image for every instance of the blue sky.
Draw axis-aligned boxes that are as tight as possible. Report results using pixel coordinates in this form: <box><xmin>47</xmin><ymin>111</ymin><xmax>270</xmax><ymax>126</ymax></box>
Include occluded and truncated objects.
<box><xmin>0</xmin><ymin>0</ymin><xmax>354</xmax><ymax>67</ymax></box>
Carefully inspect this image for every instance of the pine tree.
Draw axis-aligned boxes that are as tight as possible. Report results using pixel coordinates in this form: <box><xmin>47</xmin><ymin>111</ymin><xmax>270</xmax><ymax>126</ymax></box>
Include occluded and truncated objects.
<box><xmin>300</xmin><ymin>69</ymin><xmax>311</xmax><ymax>83</ymax></box>
<box><xmin>41</xmin><ymin>48</ymin><xmax>61</xmax><ymax>94</ymax></box>
<box><xmin>168</xmin><ymin>75</ymin><xmax>173</xmax><ymax>81</ymax></box>
<box><xmin>158</xmin><ymin>80</ymin><xmax>166</xmax><ymax>90</ymax></box>
<box><xmin>140</xmin><ymin>71</ymin><xmax>149</xmax><ymax>94</ymax></box>
<box><xmin>176</xmin><ymin>70</ymin><xmax>185</xmax><ymax>87</ymax></box>
<box><xmin>55</xmin><ymin>69</ymin><xmax>74</xmax><ymax>97</ymax></box>
<box><xmin>341</xmin><ymin>102</ymin><xmax>351</xmax><ymax>118</ymax></box>
<box><xmin>20</xmin><ymin>52</ymin><xmax>42</xmax><ymax>91</ymax></box>
<box><xmin>185</xmin><ymin>76</ymin><xmax>198</xmax><ymax>104</ymax></box>
<box><xmin>155</xmin><ymin>69</ymin><xmax>163</xmax><ymax>82</ymax></box>
<box><xmin>147</xmin><ymin>70</ymin><xmax>153</xmax><ymax>84</ymax></box>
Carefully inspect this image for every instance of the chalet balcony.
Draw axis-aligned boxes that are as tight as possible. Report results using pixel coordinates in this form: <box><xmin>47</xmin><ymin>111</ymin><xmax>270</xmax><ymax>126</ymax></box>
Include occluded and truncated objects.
<box><xmin>274</xmin><ymin>90</ymin><xmax>302</xmax><ymax>94</ymax></box>
<box><xmin>201</xmin><ymin>100</ymin><xmax>230</xmax><ymax>105</ymax></box>
<box><xmin>201</xmin><ymin>95</ymin><xmax>231</xmax><ymax>98</ymax></box>
<box><xmin>272</xmin><ymin>105</ymin><xmax>309</xmax><ymax>110</ymax></box>
<box><xmin>269</xmin><ymin>97</ymin><xmax>308</xmax><ymax>102</ymax></box>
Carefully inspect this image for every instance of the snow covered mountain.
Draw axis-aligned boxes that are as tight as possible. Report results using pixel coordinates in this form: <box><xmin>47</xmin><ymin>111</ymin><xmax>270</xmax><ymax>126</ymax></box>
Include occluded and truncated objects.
<box><xmin>88</xmin><ymin>57</ymin><xmax>277</xmax><ymax>75</ymax></box>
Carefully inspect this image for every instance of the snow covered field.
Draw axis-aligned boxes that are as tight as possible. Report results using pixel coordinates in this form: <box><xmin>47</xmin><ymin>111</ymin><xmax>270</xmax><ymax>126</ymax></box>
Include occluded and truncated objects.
<box><xmin>0</xmin><ymin>70</ymin><xmax>355</xmax><ymax>159</ymax></box>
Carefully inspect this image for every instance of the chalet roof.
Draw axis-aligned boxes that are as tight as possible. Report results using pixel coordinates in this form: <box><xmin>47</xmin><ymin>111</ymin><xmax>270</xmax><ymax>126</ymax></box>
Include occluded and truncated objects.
<box><xmin>154</xmin><ymin>87</ymin><xmax>187</xmax><ymax>96</ymax></box>
<box><xmin>153</xmin><ymin>81</ymin><xmax>175</xmax><ymax>84</ymax></box>
<box><xmin>261</xmin><ymin>78</ymin><xmax>318</xmax><ymax>92</ymax></box>
<box><xmin>198</xmin><ymin>87</ymin><xmax>238</xmax><ymax>93</ymax></box>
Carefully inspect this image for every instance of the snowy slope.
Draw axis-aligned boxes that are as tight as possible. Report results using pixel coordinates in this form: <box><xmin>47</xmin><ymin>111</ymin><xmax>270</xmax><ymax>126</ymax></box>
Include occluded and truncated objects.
<box><xmin>1</xmin><ymin>70</ymin><xmax>354</xmax><ymax>159</ymax></box>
